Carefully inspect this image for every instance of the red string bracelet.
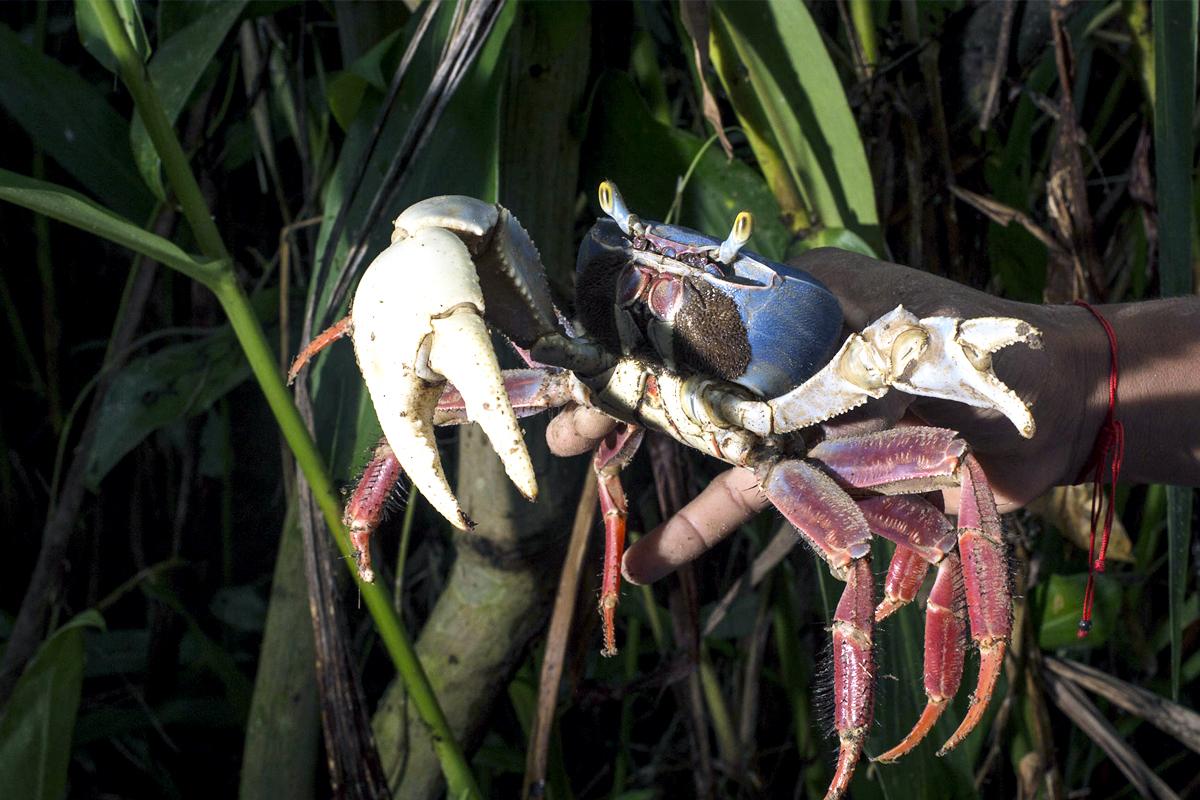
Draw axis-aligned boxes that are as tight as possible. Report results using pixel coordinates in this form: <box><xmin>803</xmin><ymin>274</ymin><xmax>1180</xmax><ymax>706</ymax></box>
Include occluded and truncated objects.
<box><xmin>1072</xmin><ymin>300</ymin><xmax>1124</xmax><ymax>638</ymax></box>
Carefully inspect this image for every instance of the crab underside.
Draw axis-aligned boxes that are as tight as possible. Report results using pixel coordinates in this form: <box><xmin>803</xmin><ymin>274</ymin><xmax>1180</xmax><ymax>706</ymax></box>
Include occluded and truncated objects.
<box><xmin>290</xmin><ymin>182</ymin><xmax>1042</xmax><ymax>799</ymax></box>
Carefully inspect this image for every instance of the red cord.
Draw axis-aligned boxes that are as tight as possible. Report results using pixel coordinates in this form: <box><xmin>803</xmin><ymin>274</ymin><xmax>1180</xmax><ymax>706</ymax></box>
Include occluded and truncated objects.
<box><xmin>1073</xmin><ymin>300</ymin><xmax>1124</xmax><ymax>638</ymax></box>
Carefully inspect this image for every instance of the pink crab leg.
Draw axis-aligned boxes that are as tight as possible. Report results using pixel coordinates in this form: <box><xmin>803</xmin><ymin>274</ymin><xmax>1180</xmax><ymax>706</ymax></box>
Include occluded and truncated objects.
<box><xmin>593</xmin><ymin>425</ymin><xmax>644</xmax><ymax>657</ymax></box>
<box><xmin>856</xmin><ymin>495</ymin><xmax>954</xmax><ymax>621</ymax></box>
<box><xmin>337</xmin><ymin>370</ymin><xmax>579</xmax><ymax>583</ymax></box>
<box><xmin>856</xmin><ymin>494</ymin><xmax>968</xmax><ymax>759</ymax></box>
<box><xmin>811</xmin><ymin>430</ymin><xmax>1011</xmax><ymax>759</ymax></box>
<box><xmin>287</xmin><ymin>315</ymin><xmax>353</xmax><ymax>384</ymax></box>
<box><xmin>757</xmin><ymin>459</ymin><xmax>874</xmax><ymax>800</ymax></box>
<box><xmin>808</xmin><ymin>427</ymin><xmax>966</xmax><ymax>494</ymax></box>
<box><xmin>939</xmin><ymin>454</ymin><xmax>1010</xmax><ymax>756</ymax></box>
<box><xmin>876</xmin><ymin>545</ymin><xmax>929</xmax><ymax>622</ymax></box>
<box><xmin>874</xmin><ymin>551</ymin><xmax>967</xmax><ymax>762</ymax></box>
<box><xmin>342</xmin><ymin>440</ymin><xmax>402</xmax><ymax>583</ymax></box>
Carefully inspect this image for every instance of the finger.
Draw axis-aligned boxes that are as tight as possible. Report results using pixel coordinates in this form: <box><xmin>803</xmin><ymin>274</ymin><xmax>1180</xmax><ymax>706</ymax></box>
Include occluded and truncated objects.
<box><xmin>622</xmin><ymin>467</ymin><xmax>770</xmax><ymax>585</ymax></box>
<box><xmin>546</xmin><ymin>404</ymin><xmax>618</xmax><ymax>457</ymax></box>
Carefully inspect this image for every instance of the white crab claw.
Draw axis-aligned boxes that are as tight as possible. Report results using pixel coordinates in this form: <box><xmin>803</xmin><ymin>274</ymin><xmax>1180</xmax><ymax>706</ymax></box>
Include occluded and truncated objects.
<box><xmin>350</xmin><ymin>226</ymin><xmax>537</xmax><ymax>530</ymax></box>
<box><xmin>892</xmin><ymin>315</ymin><xmax>1041</xmax><ymax>438</ymax></box>
<box><xmin>757</xmin><ymin>305</ymin><xmax>1040</xmax><ymax>437</ymax></box>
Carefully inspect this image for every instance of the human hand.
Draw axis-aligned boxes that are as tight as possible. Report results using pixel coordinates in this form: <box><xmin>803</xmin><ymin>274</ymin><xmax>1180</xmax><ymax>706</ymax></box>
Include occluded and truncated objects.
<box><xmin>547</xmin><ymin>248</ymin><xmax>1115</xmax><ymax>586</ymax></box>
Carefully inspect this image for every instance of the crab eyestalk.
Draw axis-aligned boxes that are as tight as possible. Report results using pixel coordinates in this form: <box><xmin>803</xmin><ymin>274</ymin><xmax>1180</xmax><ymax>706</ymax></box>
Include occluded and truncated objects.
<box><xmin>715</xmin><ymin>211</ymin><xmax>754</xmax><ymax>264</ymax></box>
<box><xmin>598</xmin><ymin>180</ymin><xmax>643</xmax><ymax>237</ymax></box>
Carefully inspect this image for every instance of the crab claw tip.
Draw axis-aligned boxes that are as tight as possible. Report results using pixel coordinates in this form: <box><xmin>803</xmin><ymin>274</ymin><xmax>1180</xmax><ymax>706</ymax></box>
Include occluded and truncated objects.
<box><xmin>427</xmin><ymin>311</ymin><xmax>538</xmax><ymax>503</ymax></box>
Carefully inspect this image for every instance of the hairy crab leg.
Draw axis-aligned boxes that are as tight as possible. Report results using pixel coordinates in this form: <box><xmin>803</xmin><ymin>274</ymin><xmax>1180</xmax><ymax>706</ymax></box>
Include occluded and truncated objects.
<box><xmin>342</xmin><ymin>440</ymin><xmax>402</xmax><ymax>583</ymax></box>
<box><xmin>939</xmin><ymin>454</ymin><xmax>1010</xmax><ymax>755</ymax></box>
<box><xmin>855</xmin><ymin>495</ymin><xmax>954</xmax><ymax>621</ymax></box>
<box><xmin>856</xmin><ymin>495</ymin><xmax>968</xmax><ymax>759</ymax></box>
<box><xmin>874</xmin><ymin>551</ymin><xmax>967</xmax><ymax>762</ymax></box>
<box><xmin>876</xmin><ymin>545</ymin><xmax>930</xmax><ymax>621</ymax></box>
<box><xmin>593</xmin><ymin>425</ymin><xmax>644</xmax><ymax>657</ymax></box>
<box><xmin>314</xmin><ymin>369</ymin><xmax>579</xmax><ymax>583</ymax></box>
<box><xmin>755</xmin><ymin>459</ymin><xmax>875</xmax><ymax>800</ymax></box>
<box><xmin>809</xmin><ymin>429</ymin><xmax>1012</xmax><ymax>759</ymax></box>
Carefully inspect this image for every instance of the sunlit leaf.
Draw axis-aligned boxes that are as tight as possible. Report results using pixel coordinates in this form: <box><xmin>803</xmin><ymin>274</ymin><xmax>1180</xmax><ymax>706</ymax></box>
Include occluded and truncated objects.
<box><xmin>711</xmin><ymin>0</ymin><xmax>880</xmax><ymax>252</ymax></box>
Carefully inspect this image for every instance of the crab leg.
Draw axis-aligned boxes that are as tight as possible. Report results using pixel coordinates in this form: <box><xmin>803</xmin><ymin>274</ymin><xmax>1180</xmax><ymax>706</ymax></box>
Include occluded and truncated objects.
<box><xmin>809</xmin><ymin>429</ymin><xmax>1011</xmax><ymax>757</ymax></box>
<box><xmin>316</xmin><ymin>369</ymin><xmax>579</xmax><ymax>583</ymax></box>
<box><xmin>756</xmin><ymin>459</ymin><xmax>875</xmax><ymax>800</ymax></box>
<box><xmin>855</xmin><ymin>495</ymin><xmax>955</xmax><ymax>621</ymax></box>
<box><xmin>856</xmin><ymin>494</ymin><xmax>969</xmax><ymax>760</ymax></box>
<box><xmin>875</xmin><ymin>552</ymin><xmax>967</xmax><ymax>762</ymax></box>
<box><xmin>342</xmin><ymin>440</ymin><xmax>403</xmax><ymax>583</ymax></box>
<box><xmin>593</xmin><ymin>425</ymin><xmax>644</xmax><ymax>657</ymax></box>
<box><xmin>940</xmin><ymin>454</ymin><xmax>1010</xmax><ymax>755</ymax></box>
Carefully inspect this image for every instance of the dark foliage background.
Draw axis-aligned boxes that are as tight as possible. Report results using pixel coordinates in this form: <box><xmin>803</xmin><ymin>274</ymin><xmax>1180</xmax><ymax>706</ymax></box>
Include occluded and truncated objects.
<box><xmin>0</xmin><ymin>2</ymin><xmax>1196</xmax><ymax>799</ymax></box>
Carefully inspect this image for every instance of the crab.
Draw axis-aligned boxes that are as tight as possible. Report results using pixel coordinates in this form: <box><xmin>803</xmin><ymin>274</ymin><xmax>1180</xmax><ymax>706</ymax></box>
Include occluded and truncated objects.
<box><xmin>289</xmin><ymin>182</ymin><xmax>1042</xmax><ymax>799</ymax></box>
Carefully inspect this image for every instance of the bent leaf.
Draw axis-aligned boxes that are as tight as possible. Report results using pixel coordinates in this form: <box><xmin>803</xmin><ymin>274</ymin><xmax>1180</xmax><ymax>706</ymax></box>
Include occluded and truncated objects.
<box><xmin>0</xmin><ymin>23</ymin><xmax>152</xmax><ymax>220</ymax></box>
<box><xmin>0</xmin><ymin>169</ymin><xmax>225</xmax><ymax>286</ymax></box>
<box><xmin>0</xmin><ymin>610</ymin><xmax>105</xmax><ymax>800</ymax></box>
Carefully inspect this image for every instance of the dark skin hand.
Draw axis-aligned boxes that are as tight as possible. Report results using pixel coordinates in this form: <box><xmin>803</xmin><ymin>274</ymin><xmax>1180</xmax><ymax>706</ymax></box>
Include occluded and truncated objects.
<box><xmin>546</xmin><ymin>248</ymin><xmax>1200</xmax><ymax>586</ymax></box>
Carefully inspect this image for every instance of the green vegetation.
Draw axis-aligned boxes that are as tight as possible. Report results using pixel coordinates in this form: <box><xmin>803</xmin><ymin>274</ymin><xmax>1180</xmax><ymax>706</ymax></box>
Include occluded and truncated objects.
<box><xmin>0</xmin><ymin>2</ymin><xmax>1194</xmax><ymax>798</ymax></box>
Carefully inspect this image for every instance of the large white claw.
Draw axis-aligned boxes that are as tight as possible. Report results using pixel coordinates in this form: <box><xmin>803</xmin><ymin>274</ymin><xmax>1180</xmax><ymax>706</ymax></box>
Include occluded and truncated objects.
<box><xmin>350</xmin><ymin>226</ymin><xmax>537</xmax><ymax>530</ymax></box>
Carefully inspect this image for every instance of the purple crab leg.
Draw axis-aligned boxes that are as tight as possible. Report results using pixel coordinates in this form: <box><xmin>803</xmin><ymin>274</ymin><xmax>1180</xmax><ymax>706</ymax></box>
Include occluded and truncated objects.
<box><xmin>755</xmin><ymin>459</ymin><xmax>875</xmax><ymax>800</ymax></box>
<box><xmin>809</xmin><ymin>429</ymin><xmax>1011</xmax><ymax>759</ymax></box>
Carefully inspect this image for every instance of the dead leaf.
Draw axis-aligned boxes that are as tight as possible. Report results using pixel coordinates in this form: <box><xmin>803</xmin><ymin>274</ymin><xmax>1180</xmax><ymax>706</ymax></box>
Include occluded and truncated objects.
<box><xmin>1026</xmin><ymin>484</ymin><xmax>1134</xmax><ymax>564</ymax></box>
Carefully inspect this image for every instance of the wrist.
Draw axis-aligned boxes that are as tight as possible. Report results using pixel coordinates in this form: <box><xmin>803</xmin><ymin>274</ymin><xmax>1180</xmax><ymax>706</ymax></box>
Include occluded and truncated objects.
<box><xmin>1052</xmin><ymin>297</ymin><xmax>1200</xmax><ymax>488</ymax></box>
<box><xmin>1016</xmin><ymin>303</ymin><xmax>1113</xmax><ymax>488</ymax></box>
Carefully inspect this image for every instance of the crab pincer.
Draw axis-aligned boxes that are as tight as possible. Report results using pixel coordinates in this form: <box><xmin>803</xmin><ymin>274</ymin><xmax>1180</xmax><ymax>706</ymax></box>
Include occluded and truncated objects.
<box><xmin>349</xmin><ymin>222</ymin><xmax>538</xmax><ymax>529</ymax></box>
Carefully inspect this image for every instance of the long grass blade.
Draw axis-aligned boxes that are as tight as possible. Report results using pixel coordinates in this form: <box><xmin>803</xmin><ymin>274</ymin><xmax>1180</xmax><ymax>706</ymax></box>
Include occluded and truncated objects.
<box><xmin>1152</xmin><ymin>0</ymin><xmax>1198</xmax><ymax>703</ymax></box>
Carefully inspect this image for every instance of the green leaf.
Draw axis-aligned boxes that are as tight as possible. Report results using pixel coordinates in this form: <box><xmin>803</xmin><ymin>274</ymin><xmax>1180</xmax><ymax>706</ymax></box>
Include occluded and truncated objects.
<box><xmin>0</xmin><ymin>168</ymin><xmax>224</xmax><ymax>286</ymax></box>
<box><xmin>787</xmin><ymin>227</ymin><xmax>878</xmax><ymax>259</ymax></box>
<box><xmin>130</xmin><ymin>0</ymin><xmax>248</xmax><ymax>199</ymax></box>
<box><xmin>581</xmin><ymin>71</ymin><xmax>788</xmax><ymax>261</ymax></box>
<box><xmin>84</xmin><ymin>318</ymin><xmax>267</xmax><ymax>490</ymax></box>
<box><xmin>1034</xmin><ymin>573</ymin><xmax>1121</xmax><ymax>649</ymax></box>
<box><xmin>1166</xmin><ymin>486</ymin><xmax>1194</xmax><ymax>701</ymax></box>
<box><xmin>0</xmin><ymin>610</ymin><xmax>105</xmax><ymax>800</ymax></box>
<box><xmin>76</xmin><ymin>0</ymin><xmax>150</xmax><ymax>74</ymax></box>
<box><xmin>0</xmin><ymin>23</ymin><xmax>153</xmax><ymax>221</ymax></box>
<box><xmin>711</xmin><ymin>0</ymin><xmax>880</xmax><ymax>251</ymax></box>
<box><xmin>326</xmin><ymin>28</ymin><xmax>404</xmax><ymax>129</ymax></box>
<box><xmin>1152</xmin><ymin>0</ymin><xmax>1197</xmax><ymax>703</ymax></box>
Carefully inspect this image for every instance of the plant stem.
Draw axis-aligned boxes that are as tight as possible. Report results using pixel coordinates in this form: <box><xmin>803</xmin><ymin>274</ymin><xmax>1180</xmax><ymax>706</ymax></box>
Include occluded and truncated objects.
<box><xmin>92</xmin><ymin>2</ymin><xmax>481</xmax><ymax>795</ymax></box>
